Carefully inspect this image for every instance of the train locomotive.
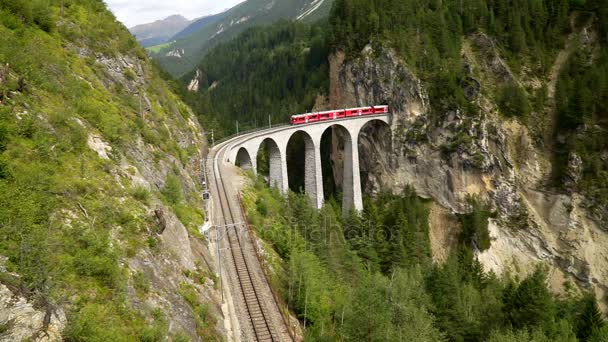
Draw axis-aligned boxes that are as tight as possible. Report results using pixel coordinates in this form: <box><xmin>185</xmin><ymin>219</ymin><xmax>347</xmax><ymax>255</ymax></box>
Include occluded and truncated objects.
<box><xmin>290</xmin><ymin>105</ymin><xmax>389</xmax><ymax>125</ymax></box>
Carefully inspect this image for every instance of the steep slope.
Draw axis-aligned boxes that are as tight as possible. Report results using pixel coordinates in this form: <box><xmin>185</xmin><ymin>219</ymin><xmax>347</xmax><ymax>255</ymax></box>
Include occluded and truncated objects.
<box><xmin>180</xmin><ymin>0</ymin><xmax>608</xmax><ymax>320</ymax></box>
<box><xmin>171</xmin><ymin>13</ymin><xmax>224</xmax><ymax>41</ymax></box>
<box><xmin>152</xmin><ymin>0</ymin><xmax>334</xmax><ymax>77</ymax></box>
<box><xmin>0</xmin><ymin>1</ymin><xmax>222</xmax><ymax>340</ymax></box>
<box><xmin>326</xmin><ymin>0</ymin><xmax>608</xmax><ymax>311</ymax></box>
<box><xmin>129</xmin><ymin>14</ymin><xmax>191</xmax><ymax>47</ymax></box>
<box><xmin>181</xmin><ymin>21</ymin><xmax>329</xmax><ymax>137</ymax></box>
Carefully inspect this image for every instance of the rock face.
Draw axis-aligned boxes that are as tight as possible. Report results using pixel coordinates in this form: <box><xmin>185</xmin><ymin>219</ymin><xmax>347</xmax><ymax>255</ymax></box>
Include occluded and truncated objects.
<box><xmin>188</xmin><ymin>69</ymin><xmax>202</xmax><ymax>92</ymax></box>
<box><xmin>329</xmin><ymin>44</ymin><xmax>608</xmax><ymax>310</ymax></box>
<box><xmin>0</xmin><ymin>284</ymin><xmax>66</xmax><ymax>341</ymax></box>
<box><xmin>327</xmin><ymin>47</ymin><xmax>428</xmax><ymax>195</ymax></box>
<box><xmin>1</xmin><ymin>44</ymin><xmax>223</xmax><ymax>341</ymax></box>
<box><xmin>90</xmin><ymin>53</ymin><xmax>223</xmax><ymax>340</ymax></box>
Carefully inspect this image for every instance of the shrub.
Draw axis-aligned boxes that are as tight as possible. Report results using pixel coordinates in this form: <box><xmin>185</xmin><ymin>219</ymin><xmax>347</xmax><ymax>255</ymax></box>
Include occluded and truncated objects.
<box><xmin>138</xmin><ymin>310</ymin><xmax>167</xmax><ymax>342</ymax></box>
<box><xmin>131</xmin><ymin>186</ymin><xmax>151</xmax><ymax>204</ymax></box>
<box><xmin>589</xmin><ymin>326</ymin><xmax>608</xmax><ymax>342</ymax></box>
<box><xmin>0</xmin><ymin>0</ymin><xmax>33</xmax><ymax>23</ymax></box>
<box><xmin>0</xmin><ymin>0</ymin><xmax>54</xmax><ymax>32</ymax></box>
<box><xmin>255</xmin><ymin>197</ymin><xmax>268</xmax><ymax>216</ymax></box>
<box><xmin>498</xmin><ymin>83</ymin><xmax>531</xmax><ymax>119</ymax></box>
<box><xmin>161</xmin><ymin>174</ymin><xmax>183</xmax><ymax>205</ymax></box>
<box><xmin>178</xmin><ymin>283</ymin><xmax>218</xmax><ymax>340</ymax></box>
<box><xmin>458</xmin><ymin>196</ymin><xmax>494</xmax><ymax>251</ymax></box>
<box><xmin>123</xmin><ymin>68</ymin><xmax>136</xmax><ymax>81</ymax></box>
<box><xmin>133</xmin><ymin>271</ymin><xmax>150</xmax><ymax>296</ymax></box>
<box><xmin>0</xmin><ymin>319</ymin><xmax>13</xmax><ymax>334</ymax></box>
<box><xmin>0</xmin><ymin>123</ymin><xmax>7</xmax><ymax>152</ymax></box>
<box><xmin>72</xmin><ymin>228</ymin><xmax>121</xmax><ymax>287</ymax></box>
<box><xmin>0</xmin><ymin>8</ymin><xmax>23</xmax><ymax>29</ymax></box>
<box><xmin>32</xmin><ymin>0</ymin><xmax>54</xmax><ymax>32</ymax></box>
<box><xmin>0</xmin><ymin>159</ymin><xmax>7</xmax><ymax>179</ymax></box>
<box><xmin>173</xmin><ymin>332</ymin><xmax>191</xmax><ymax>342</ymax></box>
<box><xmin>63</xmin><ymin>304</ymin><xmax>129</xmax><ymax>341</ymax></box>
<box><xmin>174</xmin><ymin>204</ymin><xmax>204</xmax><ymax>236</ymax></box>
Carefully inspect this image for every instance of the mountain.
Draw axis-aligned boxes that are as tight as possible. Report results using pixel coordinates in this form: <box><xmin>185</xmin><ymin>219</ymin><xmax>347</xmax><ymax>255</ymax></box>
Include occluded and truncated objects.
<box><xmin>179</xmin><ymin>21</ymin><xmax>329</xmax><ymax>137</ymax></box>
<box><xmin>183</xmin><ymin>0</ymin><xmax>608</xmax><ymax>339</ymax></box>
<box><xmin>0</xmin><ymin>2</ymin><xmax>221</xmax><ymax>340</ymax></box>
<box><xmin>152</xmin><ymin>0</ymin><xmax>334</xmax><ymax>77</ymax></box>
<box><xmin>129</xmin><ymin>14</ymin><xmax>191</xmax><ymax>47</ymax></box>
<box><xmin>171</xmin><ymin>13</ymin><xmax>224</xmax><ymax>41</ymax></box>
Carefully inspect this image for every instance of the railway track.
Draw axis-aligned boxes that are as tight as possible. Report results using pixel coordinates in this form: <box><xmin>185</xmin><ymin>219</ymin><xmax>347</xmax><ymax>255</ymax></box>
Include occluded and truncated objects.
<box><xmin>211</xmin><ymin>142</ymin><xmax>280</xmax><ymax>342</ymax></box>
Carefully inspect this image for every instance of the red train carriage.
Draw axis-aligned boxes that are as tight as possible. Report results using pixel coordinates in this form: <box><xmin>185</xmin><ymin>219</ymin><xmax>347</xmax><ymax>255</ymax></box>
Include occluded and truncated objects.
<box><xmin>290</xmin><ymin>105</ymin><xmax>389</xmax><ymax>125</ymax></box>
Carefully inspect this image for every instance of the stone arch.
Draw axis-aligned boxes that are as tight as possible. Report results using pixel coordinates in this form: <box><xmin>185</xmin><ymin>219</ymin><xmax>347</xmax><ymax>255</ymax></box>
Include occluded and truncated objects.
<box><xmin>320</xmin><ymin>124</ymin><xmax>360</xmax><ymax>213</ymax></box>
<box><xmin>235</xmin><ymin>147</ymin><xmax>253</xmax><ymax>171</ymax></box>
<box><xmin>358</xmin><ymin>119</ymin><xmax>392</xmax><ymax>195</ymax></box>
<box><xmin>258</xmin><ymin>138</ymin><xmax>286</xmax><ymax>191</ymax></box>
<box><xmin>286</xmin><ymin>130</ymin><xmax>323</xmax><ymax>208</ymax></box>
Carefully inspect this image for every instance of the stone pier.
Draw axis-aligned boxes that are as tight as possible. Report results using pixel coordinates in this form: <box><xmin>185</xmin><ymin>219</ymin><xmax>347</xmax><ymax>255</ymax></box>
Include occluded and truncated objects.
<box><xmin>226</xmin><ymin>114</ymin><xmax>390</xmax><ymax>214</ymax></box>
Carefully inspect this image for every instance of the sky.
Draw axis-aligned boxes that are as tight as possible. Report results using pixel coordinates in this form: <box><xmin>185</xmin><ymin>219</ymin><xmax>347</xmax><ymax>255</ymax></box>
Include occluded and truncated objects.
<box><xmin>105</xmin><ymin>0</ymin><xmax>246</xmax><ymax>27</ymax></box>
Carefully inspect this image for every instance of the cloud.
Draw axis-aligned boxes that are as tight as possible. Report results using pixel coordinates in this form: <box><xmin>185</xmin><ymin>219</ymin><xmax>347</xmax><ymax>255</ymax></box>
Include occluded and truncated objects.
<box><xmin>104</xmin><ymin>0</ymin><xmax>245</xmax><ymax>27</ymax></box>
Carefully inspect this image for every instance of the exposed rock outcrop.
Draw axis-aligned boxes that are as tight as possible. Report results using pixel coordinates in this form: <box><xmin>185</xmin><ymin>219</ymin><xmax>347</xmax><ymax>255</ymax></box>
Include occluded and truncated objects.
<box><xmin>0</xmin><ymin>284</ymin><xmax>66</xmax><ymax>342</ymax></box>
<box><xmin>0</xmin><ymin>47</ymin><xmax>222</xmax><ymax>341</ymax></box>
<box><xmin>329</xmin><ymin>43</ymin><xmax>608</xmax><ymax>311</ymax></box>
<box><xmin>188</xmin><ymin>69</ymin><xmax>202</xmax><ymax>92</ymax></box>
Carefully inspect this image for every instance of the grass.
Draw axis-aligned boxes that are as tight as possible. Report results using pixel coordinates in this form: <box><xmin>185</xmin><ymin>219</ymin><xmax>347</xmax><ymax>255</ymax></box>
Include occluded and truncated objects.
<box><xmin>133</xmin><ymin>271</ymin><xmax>150</xmax><ymax>298</ymax></box>
<box><xmin>178</xmin><ymin>283</ymin><xmax>220</xmax><ymax>341</ymax></box>
<box><xmin>0</xmin><ymin>2</ymin><xmax>213</xmax><ymax>340</ymax></box>
<box><xmin>146</xmin><ymin>41</ymin><xmax>174</xmax><ymax>54</ymax></box>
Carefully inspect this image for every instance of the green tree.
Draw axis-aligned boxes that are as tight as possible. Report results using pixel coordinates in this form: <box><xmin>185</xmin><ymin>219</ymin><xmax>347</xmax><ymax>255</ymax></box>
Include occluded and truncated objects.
<box><xmin>574</xmin><ymin>294</ymin><xmax>606</xmax><ymax>340</ymax></box>
<box><xmin>588</xmin><ymin>325</ymin><xmax>608</xmax><ymax>342</ymax></box>
<box><xmin>458</xmin><ymin>196</ymin><xmax>493</xmax><ymax>251</ymax></box>
<box><xmin>498</xmin><ymin>82</ymin><xmax>531</xmax><ymax>119</ymax></box>
<box><xmin>503</xmin><ymin>268</ymin><xmax>556</xmax><ymax>330</ymax></box>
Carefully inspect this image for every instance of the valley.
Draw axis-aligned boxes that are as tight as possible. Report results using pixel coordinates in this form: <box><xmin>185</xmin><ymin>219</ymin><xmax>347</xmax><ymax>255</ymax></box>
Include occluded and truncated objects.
<box><xmin>0</xmin><ymin>0</ymin><xmax>607</xmax><ymax>341</ymax></box>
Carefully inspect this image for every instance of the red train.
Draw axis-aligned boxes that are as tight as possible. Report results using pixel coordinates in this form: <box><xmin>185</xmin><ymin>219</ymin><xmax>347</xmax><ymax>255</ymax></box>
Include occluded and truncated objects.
<box><xmin>290</xmin><ymin>105</ymin><xmax>389</xmax><ymax>125</ymax></box>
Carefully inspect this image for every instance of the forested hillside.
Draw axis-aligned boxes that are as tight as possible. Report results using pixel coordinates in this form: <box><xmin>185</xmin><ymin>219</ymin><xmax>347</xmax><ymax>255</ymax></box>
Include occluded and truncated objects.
<box><xmin>181</xmin><ymin>0</ymin><xmax>608</xmax><ymax>340</ymax></box>
<box><xmin>181</xmin><ymin>21</ymin><xmax>329</xmax><ymax>138</ymax></box>
<box><xmin>328</xmin><ymin>0</ymin><xmax>608</xmax><ymax>214</ymax></box>
<box><xmin>185</xmin><ymin>0</ymin><xmax>608</xmax><ymax>215</ymax></box>
<box><xmin>152</xmin><ymin>0</ymin><xmax>334</xmax><ymax>77</ymax></box>
<box><xmin>0</xmin><ymin>0</ymin><xmax>221</xmax><ymax>340</ymax></box>
<box><xmin>330</xmin><ymin>0</ymin><xmax>572</xmax><ymax>112</ymax></box>
<box><xmin>244</xmin><ymin>177</ymin><xmax>608</xmax><ymax>341</ymax></box>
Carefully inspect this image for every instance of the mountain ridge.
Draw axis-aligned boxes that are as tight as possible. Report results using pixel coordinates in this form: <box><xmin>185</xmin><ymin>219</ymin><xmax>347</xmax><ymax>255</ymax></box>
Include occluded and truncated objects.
<box><xmin>170</xmin><ymin>13</ymin><xmax>225</xmax><ymax>41</ymax></box>
<box><xmin>129</xmin><ymin>14</ymin><xmax>192</xmax><ymax>47</ymax></box>
<box><xmin>151</xmin><ymin>0</ymin><xmax>334</xmax><ymax>77</ymax></box>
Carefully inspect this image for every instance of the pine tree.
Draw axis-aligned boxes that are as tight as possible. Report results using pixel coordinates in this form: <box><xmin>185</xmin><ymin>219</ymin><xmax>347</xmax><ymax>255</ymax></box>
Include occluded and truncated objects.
<box><xmin>503</xmin><ymin>268</ymin><xmax>556</xmax><ymax>329</ymax></box>
<box><xmin>588</xmin><ymin>325</ymin><xmax>608</xmax><ymax>342</ymax></box>
<box><xmin>575</xmin><ymin>294</ymin><xmax>606</xmax><ymax>340</ymax></box>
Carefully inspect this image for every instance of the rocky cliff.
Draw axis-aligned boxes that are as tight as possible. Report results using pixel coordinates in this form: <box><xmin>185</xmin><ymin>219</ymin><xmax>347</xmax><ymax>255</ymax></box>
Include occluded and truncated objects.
<box><xmin>326</xmin><ymin>40</ymin><xmax>608</xmax><ymax>311</ymax></box>
<box><xmin>0</xmin><ymin>2</ymin><xmax>223</xmax><ymax>340</ymax></box>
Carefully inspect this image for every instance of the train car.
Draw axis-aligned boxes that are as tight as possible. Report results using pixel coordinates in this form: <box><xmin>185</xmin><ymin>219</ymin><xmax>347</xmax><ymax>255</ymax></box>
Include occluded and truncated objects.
<box><xmin>290</xmin><ymin>105</ymin><xmax>389</xmax><ymax>125</ymax></box>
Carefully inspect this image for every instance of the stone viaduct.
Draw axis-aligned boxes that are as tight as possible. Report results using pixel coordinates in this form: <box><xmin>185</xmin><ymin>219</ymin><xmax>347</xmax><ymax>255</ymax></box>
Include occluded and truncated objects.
<box><xmin>224</xmin><ymin>114</ymin><xmax>391</xmax><ymax>213</ymax></box>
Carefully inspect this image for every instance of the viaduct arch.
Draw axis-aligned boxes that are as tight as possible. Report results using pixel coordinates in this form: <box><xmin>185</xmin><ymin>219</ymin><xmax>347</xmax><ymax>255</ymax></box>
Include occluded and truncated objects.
<box><xmin>225</xmin><ymin>114</ymin><xmax>391</xmax><ymax>214</ymax></box>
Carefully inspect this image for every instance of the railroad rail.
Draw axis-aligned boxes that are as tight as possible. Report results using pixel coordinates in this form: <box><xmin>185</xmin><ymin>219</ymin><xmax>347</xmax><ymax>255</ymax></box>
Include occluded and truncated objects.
<box><xmin>211</xmin><ymin>140</ymin><xmax>280</xmax><ymax>341</ymax></box>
